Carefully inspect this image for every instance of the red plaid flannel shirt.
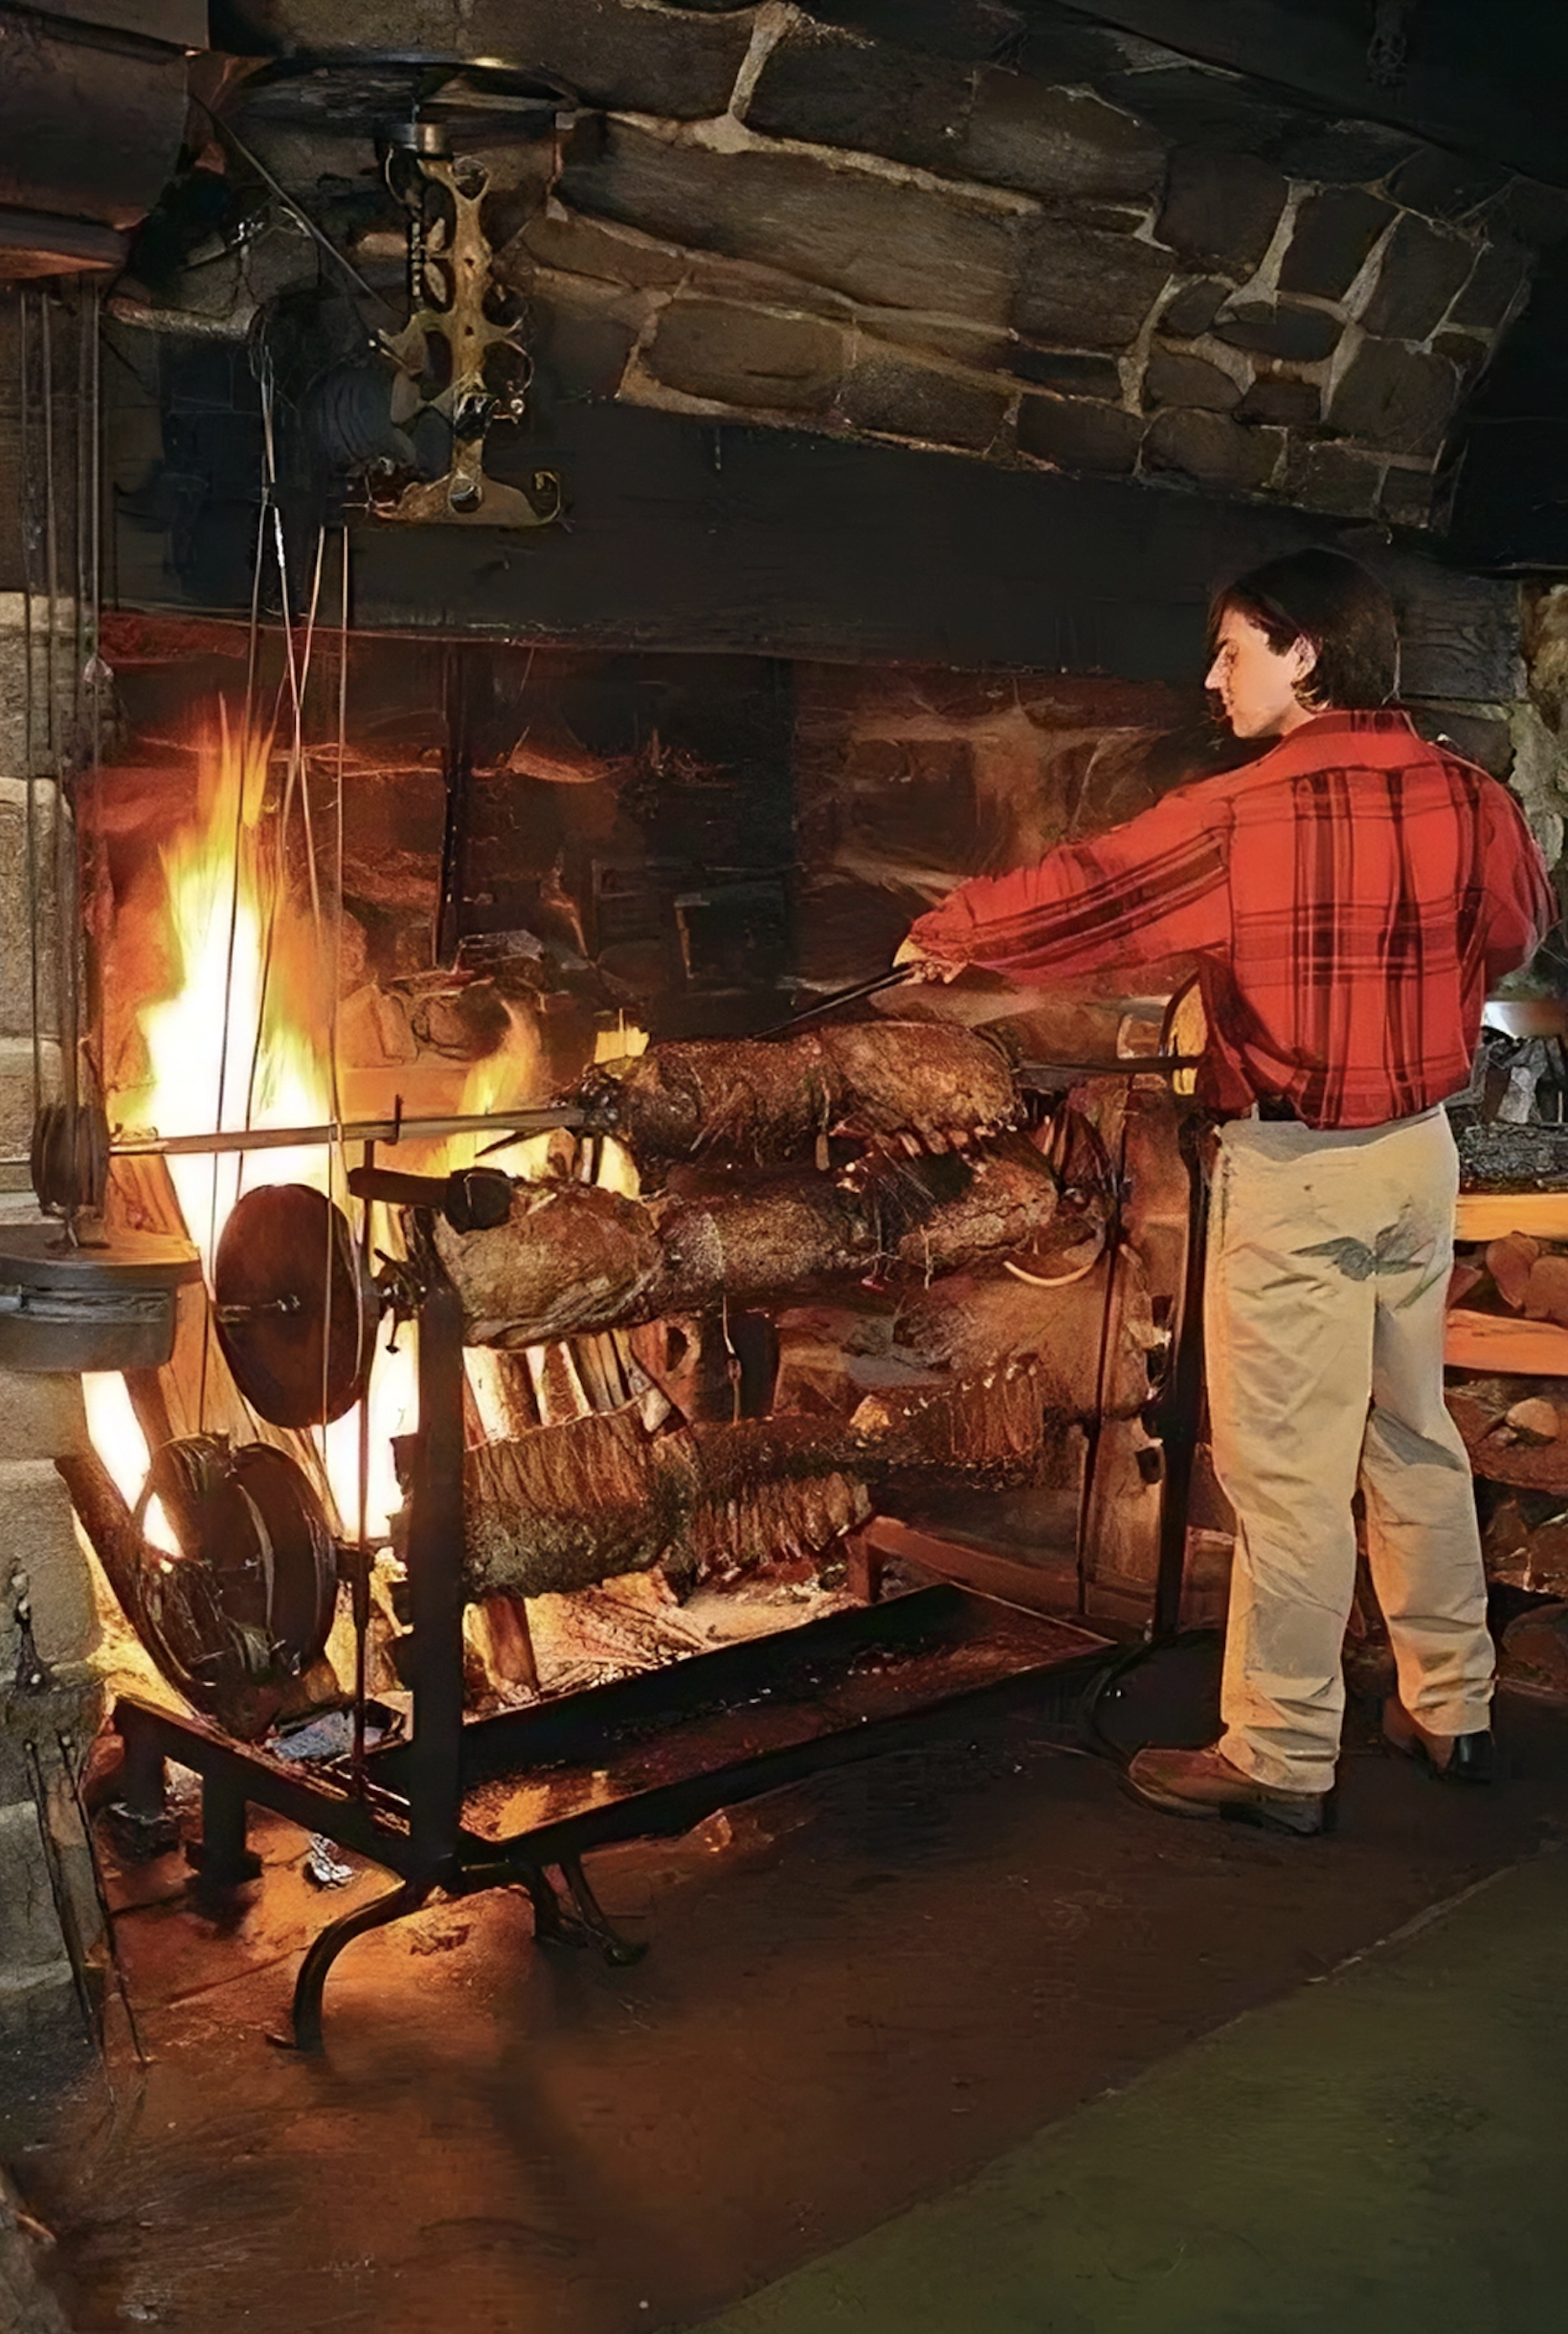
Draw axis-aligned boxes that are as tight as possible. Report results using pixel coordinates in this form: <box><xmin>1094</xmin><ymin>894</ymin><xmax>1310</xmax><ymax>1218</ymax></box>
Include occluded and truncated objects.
<box><xmin>909</xmin><ymin>710</ymin><xmax>1557</xmax><ymax>1130</ymax></box>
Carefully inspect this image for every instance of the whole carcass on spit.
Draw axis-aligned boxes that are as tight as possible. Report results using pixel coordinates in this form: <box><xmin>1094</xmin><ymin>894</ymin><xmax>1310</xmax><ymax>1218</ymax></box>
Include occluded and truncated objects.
<box><xmin>578</xmin><ymin>1021</ymin><xmax>1018</xmax><ymax>1169</ymax></box>
<box><xmin>435</xmin><ymin>1139</ymin><xmax>1061</xmax><ymax>1347</ymax></box>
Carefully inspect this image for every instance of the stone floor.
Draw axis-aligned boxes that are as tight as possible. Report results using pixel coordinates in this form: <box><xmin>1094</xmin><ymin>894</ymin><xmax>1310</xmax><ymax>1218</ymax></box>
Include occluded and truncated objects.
<box><xmin>2</xmin><ymin>1654</ymin><xmax>1565</xmax><ymax>2334</ymax></box>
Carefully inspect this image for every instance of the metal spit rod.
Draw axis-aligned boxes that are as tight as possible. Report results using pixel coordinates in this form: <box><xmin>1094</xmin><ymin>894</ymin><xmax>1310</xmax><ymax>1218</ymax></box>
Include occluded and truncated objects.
<box><xmin>0</xmin><ymin>1105</ymin><xmax>590</xmax><ymax>1171</ymax></box>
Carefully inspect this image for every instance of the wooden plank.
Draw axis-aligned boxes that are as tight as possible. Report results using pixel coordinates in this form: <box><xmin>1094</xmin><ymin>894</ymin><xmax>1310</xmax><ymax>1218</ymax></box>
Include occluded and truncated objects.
<box><xmin>1454</xmin><ymin>1192</ymin><xmax>1568</xmax><ymax>1244</ymax></box>
<box><xmin>861</xmin><ymin>1515</ymin><xmax>1109</xmax><ymax>1641</ymax></box>
<box><xmin>1445</xmin><ymin>1308</ymin><xmax>1568</xmax><ymax>1375</ymax></box>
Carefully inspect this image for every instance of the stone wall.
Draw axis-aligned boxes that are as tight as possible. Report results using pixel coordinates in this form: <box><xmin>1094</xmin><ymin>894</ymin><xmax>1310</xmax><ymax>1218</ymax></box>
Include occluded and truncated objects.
<box><xmin>0</xmin><ymin>291</ymin><xmax>108</xmax><ymax>2062</ymax></box>
<box><xmin>219</xmin><ymin>1</ymin><xmax>1568</xmax><ymax>532</ymax></box>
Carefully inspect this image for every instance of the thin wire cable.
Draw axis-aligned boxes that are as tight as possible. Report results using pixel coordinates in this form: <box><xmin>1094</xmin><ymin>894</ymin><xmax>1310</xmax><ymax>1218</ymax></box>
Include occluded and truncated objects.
<box><xmin>19</xmin><ymin>292</ymin><xmax>42</xmax><ymax>1123</ymax></box>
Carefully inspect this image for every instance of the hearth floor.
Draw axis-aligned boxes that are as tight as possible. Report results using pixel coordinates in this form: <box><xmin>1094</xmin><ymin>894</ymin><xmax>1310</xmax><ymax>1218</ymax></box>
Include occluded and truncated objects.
<box><xmin>5</xmin><ymin>1679</ymin><xmax>1568</xmax><ymax>2334</ymax></box>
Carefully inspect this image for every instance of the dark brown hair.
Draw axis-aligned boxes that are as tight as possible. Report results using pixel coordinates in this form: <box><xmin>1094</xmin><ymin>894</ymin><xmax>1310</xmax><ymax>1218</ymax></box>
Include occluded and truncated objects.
<box><xmin>1211</xmin><ymin>548</ymin><xmax>1400</xmax><ymax>709</ymax></box>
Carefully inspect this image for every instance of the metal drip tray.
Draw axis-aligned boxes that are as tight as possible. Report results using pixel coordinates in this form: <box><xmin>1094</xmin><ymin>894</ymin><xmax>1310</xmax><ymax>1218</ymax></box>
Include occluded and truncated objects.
<box><xmin>0</xmin><ymin>1223</ymin><xmax>201</xmax><ymax>1372</ymax></box>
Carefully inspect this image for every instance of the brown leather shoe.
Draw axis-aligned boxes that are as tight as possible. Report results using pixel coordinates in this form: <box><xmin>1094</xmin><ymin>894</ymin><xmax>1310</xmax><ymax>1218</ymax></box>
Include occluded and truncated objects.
<box><xmin>1382</xmin><ymin>1698</ymin><xmax>1495</xmax><ymax>1784</ymax></box>
<box><xmin>1123</xmin><ymin>1744</ymin><xmax>1327</xmax><ymax>1835</ymax></box>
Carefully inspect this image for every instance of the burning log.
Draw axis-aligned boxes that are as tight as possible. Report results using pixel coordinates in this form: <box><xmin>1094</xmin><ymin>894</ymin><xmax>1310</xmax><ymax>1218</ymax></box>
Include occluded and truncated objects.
<box><xmin>580</xmin><ymin>1021</ymin><xmax>1018</xmax><ymax>1168</ymax></box>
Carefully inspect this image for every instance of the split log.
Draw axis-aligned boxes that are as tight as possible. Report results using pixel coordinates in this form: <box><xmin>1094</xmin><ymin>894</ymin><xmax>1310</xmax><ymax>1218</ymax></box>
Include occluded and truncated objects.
<box><xmin>1447</xmin><ymin>1375</ymin><xmax>1568</xmax><ymax>1492</ymax></box>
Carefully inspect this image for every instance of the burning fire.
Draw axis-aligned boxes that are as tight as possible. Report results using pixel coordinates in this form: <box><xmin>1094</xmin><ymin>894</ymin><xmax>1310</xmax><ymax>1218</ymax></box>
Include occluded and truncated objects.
<box><xmin>94</xmin><ymin>708</ymin><xmax>548</xmax><ymax>1543</ymax></box>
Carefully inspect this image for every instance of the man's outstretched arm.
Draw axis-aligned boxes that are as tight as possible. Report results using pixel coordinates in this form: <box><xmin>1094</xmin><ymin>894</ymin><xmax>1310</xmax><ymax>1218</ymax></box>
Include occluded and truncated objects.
<box><xmin>903</xmin><ymin>784</ymin><xmax>1230</xmax><ymax>985</ymax></box>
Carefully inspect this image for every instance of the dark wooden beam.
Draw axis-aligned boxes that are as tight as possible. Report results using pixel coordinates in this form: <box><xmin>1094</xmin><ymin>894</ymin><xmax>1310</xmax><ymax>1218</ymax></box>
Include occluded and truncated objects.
<box><xmin>1052</xmin><ymin>0</ymin><xmax>1568</xmax><ymax>190</ymax></box>
<box><xmin>334</xmin><ymin>407</ymin><xmax>1519</xmax><ymax>702</ymax></box>
<box><xmin>106</xmin><ymin>398</ymin><xmax>1521</xmax><ymax>701</ymax></box>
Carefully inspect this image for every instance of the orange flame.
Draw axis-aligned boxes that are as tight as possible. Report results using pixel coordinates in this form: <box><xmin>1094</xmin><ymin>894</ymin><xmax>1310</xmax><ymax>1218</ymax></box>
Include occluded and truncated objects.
<box><xmin>98</xmin><ymin>707</ymin><xmax>550</xmax><ymax>1541</ymax></box>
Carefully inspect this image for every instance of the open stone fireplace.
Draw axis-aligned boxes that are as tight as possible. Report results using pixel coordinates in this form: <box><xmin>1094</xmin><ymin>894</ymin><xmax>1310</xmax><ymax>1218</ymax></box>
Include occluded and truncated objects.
<box><xmin>3</xmin><ymin>0</ymin><xmax>1568</xmax><ymax>2067</ymax></box>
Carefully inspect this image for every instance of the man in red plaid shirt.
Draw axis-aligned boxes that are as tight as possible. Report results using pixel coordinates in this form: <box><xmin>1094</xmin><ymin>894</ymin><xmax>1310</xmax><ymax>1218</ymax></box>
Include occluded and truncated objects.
<box><xmin>900</xmin><ymin>549</ymin><xmax>1556</xmax><ymax>1833</ymax></box>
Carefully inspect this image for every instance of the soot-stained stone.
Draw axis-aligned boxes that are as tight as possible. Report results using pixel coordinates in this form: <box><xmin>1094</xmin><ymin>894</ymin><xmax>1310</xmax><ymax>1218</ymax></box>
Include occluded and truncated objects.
<box><xmin>1143</xmin><ymin>408</ymin><xmax>1282</xmax><ymax>495</ymax></box>
<box><xmin>1327</xmin><ymin>340</ymin><xmax>1458</xmax><ymax>456</ymax></box>
<box><xmin>644</xmin><ymin>300</ymin><xmax>844</xmax><ymax>411</ymax></box>
<box><xmin>1380</xmin><ymin>466</ymin><xmax>1436</xmax><ymax>528</ymax></box>
<box><xmin>1017</xmin><ymin>393</ymin><xmax>1144</xmax><ymax>475</ymax></box>
<box><xmin>746</xmin><ymin>27</ymin><xmax>973</xmax><ymax>174</ymax></box>
<box><xmin>796</xmin><ymin>1</ymin><xmax>1042</xmax><ymax>68</ymax></box>
<box><xmin>1278</xmin><ymin>189</ymin><xmax>1396</xmax><ymax>301</ymax></box>
<box><xmin>1099</xmin><ymin>66</ymin><xmax>1296</xmax><ymax>158</ymax></box>
<box><xmin>1156</xmin><ymin>278</ymin><xmax>1231</xmax><ymax>339</ymax></box>
<box><xmin>1269</xmin><ymin>120</ymin><xmax>1416</xmax><ymax>184</ymax></box>
<box><xmin>1014</xmin><ymin>215</ymin><xmax>1172</xmax><ymax>348</ymax></box>
<box><xmin>1235</xmin><ymin>374</ymin><xmax>1320</xmax><ymax>427</ymax></box>
<box><xmin>527</xmin><ymin>301</ymin><xmax>638</xmax><ymax>406</ymax></box>
<box><xmin>1447</xmin><ymin>235</ymin><xmax>1534</xmax><ymax>331</ymax></box>
<box><xmin>840</xmin><ymin>349</ymin><xmax>1008</xmax><ymax>448</ymax></box>
<box><xmin>1009</xmin><ymin>347</ymin><xmax>1123</xmax><ymax>397</ymax></box>
<box><xmin>1432</xmin><ymin>329</ymin><xmax>1489</xmax><ymax>376</ymax></box>
<box><xmin>961</xmin><ymin>77</ymin><xmax>1165</xmax><ymax>202</ymax></box>
<box><xmin>1155</xmin><ymin>147</ymin><xmax>1288</xmax><ymax>278</ymax></box>
<box><xmin>1142</xmin><ymin>348</ymin><xmax>1241</xmax><ymax>412</ymax></box>
<box><xmin>518</xmin><ymin>205</ymin><xmax>688</xmax><ymax>292</ymax></box>
<box><xmin>1387</xmin><ymin>148</ymin><xmax>1510</xmax><ymax>223</ymax></box>
<box><xmin>1212</xmin><ymin>302</ymin><xmax>1341</xmax><ymax>362</ymax></box>
<box><xmin>1492</xmin><ymin>180</ymin><xmax>1568</xmax><ymax>252</ymax></box>
<box><xmin>1278</xmin><ymin>440</ymin><xmax>1385</xmax><ymax>518</ymax></box>
<box><xmin>562</xmin><ymin>119</ymin><xmax>1020</xmax><ymax>324</ymax></box>
<box><xmin>1358</xmin><ymin>216</ymin><xmax>1476</xmax><ymax>341</ymax></box>
<box><xmin>219</xmin><ymin>0</ymin><xmax>753</xmax><ymax>119</ymax></box>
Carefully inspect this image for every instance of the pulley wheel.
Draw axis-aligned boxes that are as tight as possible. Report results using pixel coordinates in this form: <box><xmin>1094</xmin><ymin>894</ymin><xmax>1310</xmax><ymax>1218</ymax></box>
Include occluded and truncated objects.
<box><xmin>213</xmin><ymin>1184</ymin><xmax>378</xmax><ymax>1428</ymax></box>
<box><xmin>133</xmin><ymin>1437</ymin><xmax>338</xmax><ymax>1741</ymax></box>
<box><xmin>30</xmin><ymin>1100</ymin><xmax>111</xmax><ymax>1218</ymax></box>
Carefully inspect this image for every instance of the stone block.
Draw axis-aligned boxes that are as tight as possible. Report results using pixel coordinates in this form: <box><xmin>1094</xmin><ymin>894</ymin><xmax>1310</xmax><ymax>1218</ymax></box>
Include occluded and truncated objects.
<box><xmin>1270</xmin><ymin>121</ymin><xmax>1417</xmax><ymax>184</ymax></box>
<box><xmin>0</xmin><ymin>1037</ymin><xmax>60</xmax><ymax>1185</ymax></box>
<box><xmin>1432</xmin><ymin>329</ymin><xmax>1489</xmax><ymax>378</ymax></box>
<box><xmin>645</xmin><ymin>300</ymin><xmax>844</xmax><ymax>412</ymax></box>
<box><xmin>1447</xmin><ymin>235</ymin><xmax>1534</xmax><ymax>332</ymax></box>
<box><xmin>1358</xmin><ymin>216</ymin><xmax>1475</xmax><ymax>342</ymax></box>
<box><xmin>1142</xmin><ymin>409</ymin><xmax>1282</xmax><ymax>496</ymax></box>
<box><xmin>962</xmin><ymin>77</ymin><xmax>1164</xmax><ymax>202</ymax></box>
<box><xmin>527</xmin><ymin>298</ymin><xmax>639</xmax><ymax>409</ymax></box>
<box><xmin>1009</xmin><ymin>347</ymin><xmax>1123</xmax><ymax>399</ymax></box>
<box><xmin>1380</xmin><ymin>465</ymin><xmax>1436</xmax><ymax>529</ymax></box>
<box><xmin>1492</xmin><ymin>179</ymin><xmax>1568</xmax><ymax>252</ymax></box>
<box><xmin>1157</xmin><ymin>278</ymin><xmax>1231</xmax><ymax>339</ymax></box>
<box><xmin>0</xmin><ymin>1462</ymin><xmax>97</xmax><ymax>1669</ymax></box>
<box><xmin>1017</xmin><ymin>394</ymin><xmax>1144</xmax><ymax>477</ymax></box>
<box><xmin>1278</xmin><ymin>440</ymin><xmax>1385</xmax><ymax>519</ymax></box>
<box><xmin>1387</xmin><ymin>147</ymin><xmax>1510</xmax><ymax>224</ymax></box>
<box><xmin>840</xmin><ymin>350</ymin><xmax>1007</xmax><ymax>450</ymax></box>
<box><xmin>1278</xmin><ymin>189</ymin><xmax>1396</xmax><ymax>301</ymax></box>
<box><xmin>1235</xmin><ymin>375</ymin><xmax>1320</xmax><ymax>427</ymax></box>
<box><xmin>561</xmin><ymin>119</ymin><xmax>1020</xmax><ymax>325</ymax></box>
<box><xmin>1154</xmin><ymin>147</ymin><xmax>1288</xmax><ymax>278</ymax></box>
<box><xmin>0</xmin><ymin>1800</ymin><xmax>68</xmax><ymax>1984</ymax></box>
<box><xmin>1328</xmin><ymin>340</ymin><xmax>1458</xmax><ymax>457</ymax></box>
<box><xmin>0</xmin><ymin>1373</ymin><xmax>86</xmax><ymax>1463</ymax></box>
<box><xmin>1099</xmin><ymin>67</ymin><xmax>1295</xmax><ymax>159</ymax></box>
<box><xmin>216</xmin><ymin>0</ymin><xmax>751</xmax><ymax>118</ymax></box>
<box><xmin>0</xmin><ymin>598</ymin><xmax>79</xmax><ymax>783</ymax></box>
<box><xmin>746</xmin><ymin>25</ymin><xmax>973</xmax><ymax>174</ymax></box>
<box><xmin>1212</xmin><ymin>302</ymin><xmax>1342</xmax><ymax>363</ymax></box>
<box><xmin>515</xmin><ymin>205</ymin><xmax>688</xmax><ymax>294</ymax></box>
<box><xmin>0</xmin><ymin>781</ymin><xmax>60</xmax><ymax>1043</ymax></box>
<box><xmin>1143</xmin><ymin>348</ymin><xmax>1240</xmax><ymax>413</ymax></box>
<box><xmin>1013</xmin><ymin>217</ymin><xmax>1172</xmax><ymax>349</ymax></box>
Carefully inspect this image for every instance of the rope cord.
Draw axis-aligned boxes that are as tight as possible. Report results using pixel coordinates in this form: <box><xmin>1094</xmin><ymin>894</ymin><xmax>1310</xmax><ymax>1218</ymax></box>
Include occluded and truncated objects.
<box><xmin>19</xmin><ymin>293</ymin><xmax>42</xmax><ymax>1125</ymax></box>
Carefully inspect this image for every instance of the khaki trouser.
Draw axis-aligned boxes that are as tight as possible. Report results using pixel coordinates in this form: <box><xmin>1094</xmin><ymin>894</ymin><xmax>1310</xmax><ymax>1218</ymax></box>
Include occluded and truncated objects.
<box><xmin>1207</xmin><ymin>1106</ymin><xmax>1493</xmax><ymax>1796</ymax></box>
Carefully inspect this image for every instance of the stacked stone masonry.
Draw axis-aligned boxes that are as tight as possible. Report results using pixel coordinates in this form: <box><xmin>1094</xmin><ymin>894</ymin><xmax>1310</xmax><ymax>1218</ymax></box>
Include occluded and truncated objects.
<box><xmin>224</xmin><ymin>1</ymin><xmax>1568</xmax><ymax>528</ymax></box>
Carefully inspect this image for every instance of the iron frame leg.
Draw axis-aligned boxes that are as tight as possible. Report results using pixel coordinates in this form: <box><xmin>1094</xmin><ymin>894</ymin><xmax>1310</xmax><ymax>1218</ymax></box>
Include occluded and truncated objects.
<box><xmin>554</xmin><ymin>1854</ymin><xmax>646</xmax><ymax>1968</ymax></box>
<box><xmin>283</xmin><ymin>1877</ymin><xmax>436</xmax><ymax>2053</ymax></box>
<box><xmin>187</xmin><ymin>1773</ymin><xmax>263</xmax><ymax>1887</ymax></box>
